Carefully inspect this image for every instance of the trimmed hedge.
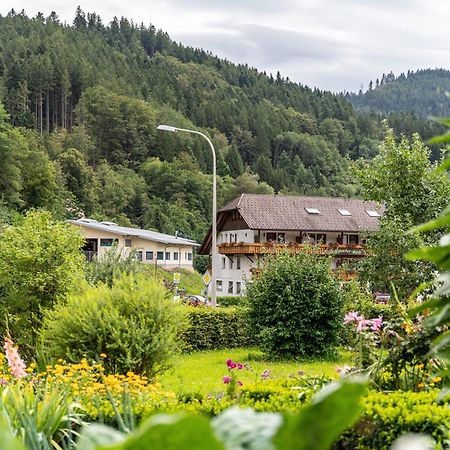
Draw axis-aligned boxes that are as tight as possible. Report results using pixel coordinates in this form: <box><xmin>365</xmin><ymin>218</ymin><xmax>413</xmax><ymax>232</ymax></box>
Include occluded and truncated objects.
<box><xmin>217</xmin><ymin>296</ymin><xmax>248</xmax><ymax>307</ymax></box>
<box><xmin>181</xmin><ymin>306</ymin><xmax>254</xmax><ymax>351</ymax></box>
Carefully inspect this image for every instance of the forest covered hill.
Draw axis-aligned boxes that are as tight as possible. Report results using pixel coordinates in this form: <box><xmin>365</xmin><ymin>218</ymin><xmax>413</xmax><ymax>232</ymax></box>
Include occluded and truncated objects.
<box><xmin>0</xmin><ymin>9</ymin><xmax>445</xmax><ymax>242</ymax></box>
<box><xmin>347</xmin><ymin>68</ymin><xmax>450</xmax><ymax>117</ymax></box>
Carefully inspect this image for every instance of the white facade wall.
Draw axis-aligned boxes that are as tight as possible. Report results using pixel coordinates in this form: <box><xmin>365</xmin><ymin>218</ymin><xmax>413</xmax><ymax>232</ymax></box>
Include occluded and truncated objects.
<box><xmin>213</xmin><ymin>229</ymin><xmax>364</xmax><ymax>296</ymax></box>
<box><xmin>75</xmin><ymin>226</ymin><xmax>195</xmax><ymax>270</ymax></box>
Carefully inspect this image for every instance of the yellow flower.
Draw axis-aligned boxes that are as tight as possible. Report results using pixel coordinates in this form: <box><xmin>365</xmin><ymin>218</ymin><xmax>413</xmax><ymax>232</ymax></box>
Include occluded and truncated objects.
<box><xmin>432</xmin><ymin>377</ymin><xmax>442</xmax><ymax>383</ymax></box>
<box><xmin>100</xmin><ymin>353</ymin><xmax>107</xmax><ymax>358</ymax></box>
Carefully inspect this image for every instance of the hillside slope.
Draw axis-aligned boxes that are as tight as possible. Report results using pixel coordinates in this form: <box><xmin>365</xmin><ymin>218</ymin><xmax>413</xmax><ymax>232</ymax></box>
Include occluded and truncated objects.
<box><xmin>348</xmin><ymin>69</ymin><xmax>450</xmax><ymax>117</ymax></box>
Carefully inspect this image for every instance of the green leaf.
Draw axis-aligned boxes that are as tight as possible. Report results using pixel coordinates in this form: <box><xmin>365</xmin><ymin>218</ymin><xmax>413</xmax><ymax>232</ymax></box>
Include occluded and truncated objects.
<box><xmin>428</xmin><ymin>133</ymin><xmax>450</xmax><ymax>144</ymax></box>
<box><xmin>409</xmin><ymin>214</ymin><xmax>450</xmax><ymax>233</ymax></box>
<box><xmin>0</xmin><ymin>421</ymin><xmax>26</xmax><ymax>450</ymax></box>
<box><xmin>76</xmin><ymin>424</ymin><xmax>125</xmax><ymax>450</ymax></box>
<box><xmin>96</xmin><ymin>414</ymin><xmax>224</xmax><ymax>450</ymax></box>
<box><xmin>274</xmin><ymin>377</ymin><xmax>367</xmax><ymax>450</ymax></box>
<box><xmin>405</xmin><ymin>245</ymin><xmax>450</xmax><ymax>264</ymax></box>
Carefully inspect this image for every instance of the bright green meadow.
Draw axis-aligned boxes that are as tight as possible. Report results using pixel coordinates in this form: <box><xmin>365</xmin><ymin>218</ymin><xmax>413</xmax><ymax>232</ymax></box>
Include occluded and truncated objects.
<box><xmin>159</xmin><ymin>347</ymin><xmax>353</xmax><ymax>394</ymax></box>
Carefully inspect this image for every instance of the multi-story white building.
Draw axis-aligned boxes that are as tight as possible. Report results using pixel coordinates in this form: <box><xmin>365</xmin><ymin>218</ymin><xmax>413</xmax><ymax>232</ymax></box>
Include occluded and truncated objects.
<box><xmin>199</xmin><ymin>194</ymin><xmax>382</xmax><ymax>296</ymax></box>
<box><xmin>69</xmin><ymin>219</ymin><xmax>199</xmax><ymax>271</ymax></box>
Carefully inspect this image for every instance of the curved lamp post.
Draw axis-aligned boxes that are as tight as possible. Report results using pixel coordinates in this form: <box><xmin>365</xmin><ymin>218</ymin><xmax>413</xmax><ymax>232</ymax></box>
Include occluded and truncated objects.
<box><xmin>157</xmin><ymin>125</ymin><xmax>217</xmax><ymax>307</ymax></box>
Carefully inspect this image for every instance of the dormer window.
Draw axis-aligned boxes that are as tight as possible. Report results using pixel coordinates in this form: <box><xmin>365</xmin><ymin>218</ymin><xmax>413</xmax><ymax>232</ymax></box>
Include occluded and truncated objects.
<box><xmin>305</xmin><ymin>207</ymin><xmax>320</xmax><ymax>214</ymax></box>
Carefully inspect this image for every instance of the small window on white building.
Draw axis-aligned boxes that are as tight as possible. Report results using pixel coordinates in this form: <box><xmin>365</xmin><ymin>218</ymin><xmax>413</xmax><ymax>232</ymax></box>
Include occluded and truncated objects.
<box><xmin>305</xmin><ymin>207</ymin><xmax>320</xmax><ymax>214</ymax></box>
<box><xmin>137</xmin><ymin>251</ymin><xmax>143</xmax><ymax>261</ymax></box>
<box><xmin>173</xmin><ymin>252</ymin><xmax>179</xmax><ymax>261</ymax></box>
<box><xmin>217</xmin><ymin>280</ymin><xmax>223</xmax><ymax>292</ymax></box>
<box><xmin>366</xmin><ymin>210</ymin><xmax>381</xmax><ymax>217</ymax></box>
<box><xmin>228</xmin><ymin>281</ymin><xmax>234</xmax><ymax>294</ymax></box>
<box><xmin>236</xmin><ymin>282</ymin><xmax>241</xmax><ymax>294</ymax></box>
<box><xmin>146</xmin><ymin>251</ymin><xmax>153</xmax><ymax>260</ymax></box>
<box><xmin>187</xmin><ymin>252</ymin><xmax>192</xmax><ymax>261</ymax></box>
<box><xmin>165</xmin><ymin>252</ymin><xmax>170</xmax><ymax>260</ymax></box>
<box><xmin>125</xmin><ymin>239</ymin><xmax>132</xmax><ymax>247</ymax></box>
<box><xmin>229</xmin><ymin>258</ymin><xmax>233</xmax><ymax>269</ymax></box>
<box><xmin>338</xmin><ymin>209</ymin><xmax>352</xmax><ymax>216</ymax></box>
<box><xmin>236</xmin><ymin>256</ymin><xmax>241</xmax><ymax>270</ymax></box>
<box><xmin>157</xmin><ymin>251</ymin><xmax>164</xmax><ymax>260</ymax></box>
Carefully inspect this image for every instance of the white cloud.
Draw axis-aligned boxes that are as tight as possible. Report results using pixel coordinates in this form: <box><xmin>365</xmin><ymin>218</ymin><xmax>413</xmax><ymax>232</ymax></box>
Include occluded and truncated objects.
<box><xmin>2</xmin><ymin>0</ymin><xmax>449</xmax><ymax>91</ymax></box>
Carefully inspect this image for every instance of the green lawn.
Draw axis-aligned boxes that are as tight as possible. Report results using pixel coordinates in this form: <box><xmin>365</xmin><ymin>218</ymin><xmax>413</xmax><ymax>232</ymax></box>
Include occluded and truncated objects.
<box><xmin>159</xmin><ymin>348</ymin><xmax>353</xmax><ymax>394</ymax></box>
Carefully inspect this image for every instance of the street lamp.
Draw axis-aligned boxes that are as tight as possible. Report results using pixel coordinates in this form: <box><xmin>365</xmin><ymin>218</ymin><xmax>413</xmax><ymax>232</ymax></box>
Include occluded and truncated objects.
<box><xmin>157</xmin><ymin>124</ymin><xmax>218</xmax><ymax>307</ymax></box>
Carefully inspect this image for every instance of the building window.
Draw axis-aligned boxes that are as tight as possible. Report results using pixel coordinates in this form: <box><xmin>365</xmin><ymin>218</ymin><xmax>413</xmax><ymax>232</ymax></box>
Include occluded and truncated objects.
<box><xmin>157</xmin><ymin>251</ymin><xmax>164</xmax><ymax>260</ymax></box>
<box><xmin>316</xmin><ymin>233</ymin><xmax>326</xmax><ymax>244</ymax></box>
<box><xmin>217</xmin><ymin>280</ymin><xmax>223</xmax><ymax>292</ymax></box>
<box><xmin>348</xmin><ymin>234</ymin><xmax>359</xmax><ymax>245</ymax></box>
<box><xmin>100</xmin><ymin>238</ymin><xmax>116</xmax><ymax>247</ymax></box>
<box><xmin>187</xmin><ymin>253</ymin><xmax>192</xmax><ymax>261</ymax></box>
<box><xmin>173</xmin><ymin>252</ymin><xmax>179</xmax><ymax>261</ymax></box>
<box><xmin>165</xmin><ymin>252</ymin><xmax>170</xmax><ymax>260</ymax></box>
<box><xmin>137</xmin><ymin>251</ymin><xmax>143</xmax><ymax>261</ymax></box>
<box><xmin>236</xmin><ymin>256</ymin><xmax>241</xmax><ymax>270</ymax></box>
<box><xmin>228</xmin><ymin>281</ymin><xmax>233</xmax><ymax>294</ymax></box>
<box><xmin>222</xmin><ymin>257</ymin><xmax>226</xmax><ymax>269</ymax></box>
<box><xmin>277</xmin><ymin>233</ymin><xmax>285</xmax><ymax>243</ymax></box>
<box><xmin>125</xmin><ymin>239</ymin><xmax>132</xmax><ymax>247</ymax></box>
<box><xmin>236</xmin><ymin>282</ymin><xmax>241</xmax><ymax>294</ymax></box>
<box><xmin>267</xmin><ymin>232</ymin><xmax>277</xmax><ymax>242</ymax></box>
<box><xmin>229</xmin><ymin>258</ymin><xmax>233</xmax><ymax>269</ymax></box>
<box><xmin>146</xmin><ymin>251</ymin><xmax>153</xmax><ymax>260</ymax></box>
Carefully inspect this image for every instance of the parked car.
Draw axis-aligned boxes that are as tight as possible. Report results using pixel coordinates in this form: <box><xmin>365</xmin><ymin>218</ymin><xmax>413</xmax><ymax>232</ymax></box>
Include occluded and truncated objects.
<box><xmin>183</xmin><ymin>294</ymin><xmax>209</xmax><ymax>307</ymax></box>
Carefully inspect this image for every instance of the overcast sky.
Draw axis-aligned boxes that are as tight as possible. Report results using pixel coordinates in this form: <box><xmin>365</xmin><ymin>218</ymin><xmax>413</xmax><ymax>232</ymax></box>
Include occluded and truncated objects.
<box><xmin>2</xmin><ymin>0</ymin><xmax>450</xmax><ymax>92</ymax></box>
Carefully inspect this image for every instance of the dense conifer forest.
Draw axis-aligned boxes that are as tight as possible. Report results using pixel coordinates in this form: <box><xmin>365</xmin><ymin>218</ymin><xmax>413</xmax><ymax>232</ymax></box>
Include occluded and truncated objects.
<box><xmin>0</xmin><ymin>8</ymin><xmax>445</xmax><ymax>241</ymax></box>
<box><xmin>348</xmin><ymin>68</ymin><xmax>450</xmax><ymax>117</ymax></box>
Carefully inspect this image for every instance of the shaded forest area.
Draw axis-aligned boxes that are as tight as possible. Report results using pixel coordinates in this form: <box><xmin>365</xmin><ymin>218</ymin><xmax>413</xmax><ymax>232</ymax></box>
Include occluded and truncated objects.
<box><xmin>0</xmin><ymin>9</ymin><xmax>445</xmax><ymax>241</ymax></box>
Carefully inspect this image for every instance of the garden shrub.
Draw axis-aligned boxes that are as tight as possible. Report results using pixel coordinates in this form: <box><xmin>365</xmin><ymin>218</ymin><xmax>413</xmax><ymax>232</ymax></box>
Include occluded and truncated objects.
<box><xmin>40</xmin><ymin>274</ymin><xmax>186</xmax><ymax>377</ymax></box>
<box><xmin>85</xmin><ymin>244</ymin><xmax>145</xmax><ymax>286</ymax></box>
<box><xmin>181</xmin><ymin>307</ymin><xmax>253</xmax><ymax>351</ymax></box>
<box><xmin>248</xmin><ymin>252</ymin><xmax>344</xmax><ymax>358</ymax></box>
<box><xmin>0</xmin><ymin>210</ymin><xmax>85</xmax><ymax>357</ymax></box>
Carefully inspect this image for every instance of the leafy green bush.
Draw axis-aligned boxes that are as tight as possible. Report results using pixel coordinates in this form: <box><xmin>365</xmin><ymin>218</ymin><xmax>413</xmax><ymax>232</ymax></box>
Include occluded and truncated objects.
<box><xmin>0</xmin><ymin>210</ymin><xmax>85</xmax><ymax>357</ymax></box>
<box><xmin>40</xmin><ymin>274</ymin><xmax>186</xmax><ymax>377</ymax></box>
<box><xmin>248</xmin><ymin>252</ymin><xmax>344</xmax><ymax>358</ymax></box>
<box><xmin>181</xmin><ymin>307</ymin><xmax>254</xmax><ymax>351</ymax></box>
<box><xmin>85</xmin><ymin>245</ymin><xmax>145</xmax><ymax>286</ymax></box>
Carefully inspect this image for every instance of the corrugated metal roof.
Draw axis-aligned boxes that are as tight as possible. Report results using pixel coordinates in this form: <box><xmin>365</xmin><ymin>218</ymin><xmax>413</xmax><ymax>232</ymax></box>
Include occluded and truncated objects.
<box><xmin>219</xmin><ymin>194</ymin><xmax>382</xmax><ymax>232</ymax></box>
<box><xmin>68</xmin><ymin>220</ymin><xmax>200</xmax><ymax>246</ymax></box>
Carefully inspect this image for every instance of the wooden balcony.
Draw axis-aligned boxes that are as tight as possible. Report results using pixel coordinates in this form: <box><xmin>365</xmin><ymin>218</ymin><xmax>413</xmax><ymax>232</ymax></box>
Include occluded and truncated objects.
<box><xmin>218</xmin><ymin>242</ymin><xmax>367</xmax><ymax>257</ymax></box>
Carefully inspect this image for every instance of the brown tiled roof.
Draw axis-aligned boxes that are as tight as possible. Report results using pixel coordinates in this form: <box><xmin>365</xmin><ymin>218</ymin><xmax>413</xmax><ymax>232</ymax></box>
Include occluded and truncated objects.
<box><xmin>220</xmin><ymin>194</ymin><xmax>382</xmax><ymax>232</ymax></box>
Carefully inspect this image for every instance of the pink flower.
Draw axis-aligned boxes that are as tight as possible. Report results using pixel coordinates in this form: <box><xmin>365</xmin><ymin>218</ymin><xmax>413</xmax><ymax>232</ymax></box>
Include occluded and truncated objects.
<box><xmin>344</xmin><ymin>311</ymin><xmax>362</xmax><ymax>324</ymax></box>
<box><xmin>261</xmin><ymin>369</ymin><xmax>271</xmax><ymax>380</ymax></box>
<box><xmin>223</xmin><ymin>376</ymin><xmax>232</xmax><ymax>384</ymax></box>
<box><xmin>4</xmin><ymin>337</ymin><xmax>27</xmax><ymax>379</ymax></box>
<box><xmin>226</xmin><ymin>359</ymin><xmax>237</xmax><ymax>369</ymax></box>
<box><xmin>237</xmin><ymin>363</ymin><xmax>243</xmax><ymax>370</ymax></box>
<box><xmin>237</xmin><ymin>381</ymin><xmax>243</xmax><ymax>386</ymax></box>
<box><xmin>356</xmin><ymin>318</ymin><xmax>370</xmax><ymax>333</ymax></box>
<box><xmin>371</xmin><ymin>316</ymin><xmax>383</xmax><ymax>331</ymax></box>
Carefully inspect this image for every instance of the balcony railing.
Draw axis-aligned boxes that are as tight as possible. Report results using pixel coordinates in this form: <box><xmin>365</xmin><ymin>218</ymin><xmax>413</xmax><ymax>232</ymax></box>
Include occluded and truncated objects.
<box><xmin>218</xmin><ymin>242</ymin><xmax>367</xmax><ymax>257</ymax></box>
